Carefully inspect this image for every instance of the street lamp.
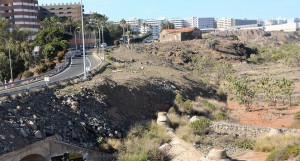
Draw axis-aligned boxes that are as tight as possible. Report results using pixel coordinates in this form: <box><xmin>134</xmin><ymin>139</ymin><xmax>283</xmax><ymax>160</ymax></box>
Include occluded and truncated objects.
<box><xmin>74</xmin><ymin>27</ymin><xmax>80</xmax><ymax>50</ymax></box>
<box><xmin>0</xmin><ymin>37</ymin><xmax>13</xmax><ymax>82</ymax></box>
<box><xmin>80</xmin><ymin>0</ymin><xmax>87</xmax><ymax>80</ymax></box>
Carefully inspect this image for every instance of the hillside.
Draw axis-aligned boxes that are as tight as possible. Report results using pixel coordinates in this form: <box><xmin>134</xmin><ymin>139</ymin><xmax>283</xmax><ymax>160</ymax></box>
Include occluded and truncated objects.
<box><xmin>1</xmin><ymin>30</ymin><xmax>300</xmax><ymax>160</ymax></box>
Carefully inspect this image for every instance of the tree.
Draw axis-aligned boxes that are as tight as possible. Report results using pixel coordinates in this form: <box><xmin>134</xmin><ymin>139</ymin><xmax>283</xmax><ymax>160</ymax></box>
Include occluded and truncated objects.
<box><xmin>227</xmin><ymin>76</ymin><xmax>257</xmax><ymax>111</ymax></box>
<box><xmin>35</xmin><ymin>17</ymin><xmax>71</xmax><ymax>63</ymax></box>
<box><xmin>160</xmin><ymin>21</ymin><xmax>175</xmax><ymax>31</ymax></box>
<box><xmin>277</xmin><ymin>78</ymin><xmax>294</xmax><ymax>107</ymax></box>
<box><xmin>0</xmin><ymin>52</ymin><xmax>10</xmax><ymax>82</ymax></box>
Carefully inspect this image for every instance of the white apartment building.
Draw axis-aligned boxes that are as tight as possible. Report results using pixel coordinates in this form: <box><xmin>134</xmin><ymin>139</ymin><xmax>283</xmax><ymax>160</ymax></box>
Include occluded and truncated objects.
<box><xmin>171</xmin><ymin>17</ymin><xmax>215</xmax><ymax>29</ymax></box>
<box><xmin>264</xmin><ymin>22</ymin><xmax>300</xmax><ymax>32</ymax></box>
<box><xmin>288</xmin><ymin>18</ymin><xmax>300</xmax><ymax>24</ymax></box>
<box><xmin>217</xmin><ymin>18</ymin><xmax>257</xmax><ymax>30</ymax></box>
<box><xmin>130</xmin><ymin>24</ymin><xmax>140</xmax><ymax>33</ymax></box>
<box><xmin>145</xmin><ymin>19</ymin><xmax>165</xmax><ymax>26</ymax></box>
<box><xmin>198</xmin><ymin>17</ymin><xmax>215</xmax><ymax>29</ymax></box>
<box><xmin>184</xmin><ymin>17</ymin><xmax>198</xmax><ymax>28</ymax></box>
<box><xmin>217</xmin><ymin>18</ymin><xmax>233</xmax><ymax>30</ymax></box>
<box><xmin>170</xmin><ymin>18</ymin><xmax>185</xmax><ymax>29</ymax></box>
<box><xmin>140</xmin><ymin>24</ymin><xmax>160</xmax><ymax>40</ymax></box>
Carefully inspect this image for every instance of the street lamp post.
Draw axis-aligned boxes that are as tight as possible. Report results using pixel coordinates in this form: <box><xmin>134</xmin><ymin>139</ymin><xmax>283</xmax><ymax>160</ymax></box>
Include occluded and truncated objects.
<box><xmin>101</xmin><ymin>25</ymin><xmax>104</xmax><ymax>44</ymax></box>
<box><xmin>80</xmin><ymin>0</ymin><xmax>87</xmax><ymax>80</ymax></box>
<box><xmin>74</xmin><ymin>27</ymin><xmax>80</xmax><ymax>50</ymax></box>
<box><xmin>0</xmin><ymin>37</ymin><xmax>13</xmax><ymax>82</ymax></box>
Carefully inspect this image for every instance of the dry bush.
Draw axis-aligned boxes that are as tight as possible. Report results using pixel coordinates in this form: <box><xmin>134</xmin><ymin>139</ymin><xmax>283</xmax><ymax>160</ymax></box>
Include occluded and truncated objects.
<box><xmin>168</xmin><ymin>113</ymin><xmax>189</xmax><ymax>129</ymax></box>
<box><xmin>175</xmin><ymin>123</ymin><xmax>201</xmax><ymax>143</ymax></box>
<box><xmin>117</xmin><ymin>121</ymin><xmax>170</xmax><ymax>161</ymax></box>
<box><xmin>254</xmin><ymin>134</ymin><xmax>300</xmax><ymax>152</ymax></box>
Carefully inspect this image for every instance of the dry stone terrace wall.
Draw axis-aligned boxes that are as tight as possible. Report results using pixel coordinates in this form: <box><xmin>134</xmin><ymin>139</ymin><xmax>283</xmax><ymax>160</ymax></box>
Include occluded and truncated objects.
<box><xmin>211</xmin><ymin>122</ymin><xmax>300</xmax><ymax>137</ymax></box>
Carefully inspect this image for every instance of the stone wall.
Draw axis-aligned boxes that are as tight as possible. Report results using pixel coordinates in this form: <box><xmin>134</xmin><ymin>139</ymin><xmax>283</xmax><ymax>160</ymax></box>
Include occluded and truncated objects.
<box><xmin>159</xmin><ymin>32</ymin><xmax>182</xmax><ymax>42</ymax></box>
<box><xmin>211</xmin><ymin>122</ymin><xmax>300</xmax><ymax>138</ymax></box>
<box><xmin>181</xmin><ymin>30</ymin><xmax>202</xmax><ymax>41</ymax></box>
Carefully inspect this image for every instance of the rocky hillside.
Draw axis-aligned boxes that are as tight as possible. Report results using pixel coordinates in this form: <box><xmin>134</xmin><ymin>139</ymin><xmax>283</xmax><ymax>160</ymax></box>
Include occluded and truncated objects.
<box><xmin>208</xmin><ymin>30</ymin><xmax>300</xmax><ymax>45</ymax></box>
<box><xmin>0</xmin><ymin>57</ymin><xmax>219</xmax><ymax>155</ymax></box>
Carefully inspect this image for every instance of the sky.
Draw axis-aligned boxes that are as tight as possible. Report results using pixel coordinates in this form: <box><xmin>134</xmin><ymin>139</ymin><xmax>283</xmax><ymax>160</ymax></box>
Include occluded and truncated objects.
<box><xmin>40</xmin><ymin>0</ymin><xmax>300</xmax><ymax>21</ymax></box>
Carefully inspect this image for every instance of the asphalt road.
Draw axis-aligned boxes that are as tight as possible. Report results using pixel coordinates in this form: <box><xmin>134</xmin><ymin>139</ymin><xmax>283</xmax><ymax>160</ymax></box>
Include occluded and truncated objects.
<box><xmin>0</xmin><ymin>49</ymin><xmax>100</xmax><ymax>96</ymax></box>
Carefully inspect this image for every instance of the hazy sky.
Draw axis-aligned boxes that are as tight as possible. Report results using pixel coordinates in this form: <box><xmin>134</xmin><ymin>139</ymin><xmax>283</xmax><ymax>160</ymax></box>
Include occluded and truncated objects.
<box><xmin>40</xmin><ymin>0</ymin><xmax>300</xmax><ymax>21</ymax></box>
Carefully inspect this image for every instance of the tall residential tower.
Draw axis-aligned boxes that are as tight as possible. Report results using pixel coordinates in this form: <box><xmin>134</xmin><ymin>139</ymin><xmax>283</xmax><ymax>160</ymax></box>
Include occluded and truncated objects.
<box><xmin>0</xmin><ymin>0</ymin><xmax>39</xmax><ymax>31</ymax></box>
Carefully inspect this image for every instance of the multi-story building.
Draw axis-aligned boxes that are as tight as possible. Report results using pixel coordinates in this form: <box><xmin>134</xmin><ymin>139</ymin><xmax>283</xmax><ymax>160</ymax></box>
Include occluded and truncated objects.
<box><xmin>233</xmin><ymin>19</ymin><xmax>257</xmax><ymax>26</ymax></box>
<box><xmin>217</xmin><ymin>18</ymin><xmax>257</xmax><ymax>30</ymax></box>
<box><xmin>139</xmin><ymin>24</ymin><xmax>160</xmax><ymax>40</ymax></box>
<box><xmin>288</xmin><ymin>18</ymin><xmax>300</xmax><ymax>24</ymax></box>
<box><xmin>170</xmin><ymin>18</ymin><xmax>186</xmax><ymax>29</ymax></box>
<box><xmin>39</xmin><ymin>2</ymin><xmax>82</xmax><ymax>21</ymax></box>
<box><xmin>198</xmin><ymin>17</ymin><xmax>215</xmax><ymax>29</ymax></box>
<box><xmin>184</xmin><ymin>17</ymin><xmax>198</xmax><ymax>28</ymax></box>
<box><xmin>216</xmin><ymin>18</ymin><xmax>233</xmax><ymax>30</ymax></box>
<box><xmin>0</xmin><ymin>0</ymin><xmax>40</xmax><ymax>31</ymax></box>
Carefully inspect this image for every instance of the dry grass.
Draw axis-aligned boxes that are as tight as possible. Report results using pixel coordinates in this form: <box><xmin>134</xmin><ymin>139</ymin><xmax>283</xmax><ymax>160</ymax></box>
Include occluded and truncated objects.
<box><xmin>168</xmin><ymin>113</ymin><xmax>189</xmax><ymax>128</ymax></box>
<box><xmin>168</xmin><ymin>113</ymin><xmax>201</xmax><ymax>143</ymax></box>
<box><xmin>117</xmin><ymin>121</ymin><xmax>170</xmax><ymax>161</ymax></box>
<box><xmin>254</xmin><ymin>134</ymin><xmax>300</xmax><ymax>152</ymax></box>
<box><xmin>176</xmin><ymin>124</ymin><xmax>201</xmax><ymax>143</ymax></box>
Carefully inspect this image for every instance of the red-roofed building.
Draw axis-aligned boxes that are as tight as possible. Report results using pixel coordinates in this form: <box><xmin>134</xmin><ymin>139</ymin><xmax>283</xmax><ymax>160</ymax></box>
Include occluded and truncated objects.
<box><xmin>159</xmin><ymin>27</ymin><xmax>202</xmax><ymax>42</ymax></box>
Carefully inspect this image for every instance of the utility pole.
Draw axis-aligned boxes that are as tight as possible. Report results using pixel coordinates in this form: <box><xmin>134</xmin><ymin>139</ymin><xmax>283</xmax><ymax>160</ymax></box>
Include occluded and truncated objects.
<box><xmin>80</xmin><ymin>0</ymin><xmax>87</xmax><ymax>80</ymax></box>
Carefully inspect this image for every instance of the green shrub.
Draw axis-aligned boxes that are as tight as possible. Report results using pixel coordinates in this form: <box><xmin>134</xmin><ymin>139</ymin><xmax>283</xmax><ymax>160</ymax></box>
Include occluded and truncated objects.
<box><xmin>22</xmin><ymin>71</ymin><xmax>34</xmax><ymax>78</ymax></box>
<box><xmin>35</xmin><ymin>65</ymin><xmax>47</xmax><ymax>74</ymax></box>
<box><xmin>235</xmin><ymin>139</ymin><xmax>255</xmax><ymax>150</ymax></box>
<box><xmin>174</xmin><ymin>93</ymin><xmax>184</xmax><ymax>107</ymax></box>
<box><xmin>265</xmin><ymin>150</ymin><xmax>278</xmax><ymax>161</ymax></box>
<box><xmin>202</xmin><ymin>100</ymin><xmax>216</xmax><ymax>111</ymax></box>
<box><xmin>280</xmin><ymin>144</ymin><xmax>300</xmax><ymax>160</ymax></box>
<box><xmin>213</xmin><ymin>112</ymin><xmax>228</xmax><ymax>120</ymax></box>
<box><xmin>205</xmin><ymin>39</ymin><xmax>218</xmax><ymax>50</ymax></box>
<box><xmin>168</xmin><ymin>107</ymin><xmax>176</xmax><ymax>113</ymax></box>
<box><xmin>114</xmin><ymin>40</ymin><xmax>120</xmax><ymax>46</ymax></box>
<box><xmin>105</xmin><ymin>54</ymin><xmax>113</xmax><ymax>61</ymax></box>
<box><xmin>46</xmin><ymin>62</ymin><xmax>56</xmax><ymax>70</ymax></box>
<box><xmin>294</xmin><ymin>112</ymin><xmax>300</xmax><ymax>120</ymax></box>
<box><xmin>190</xmin><ymin>117</ymin><xmax>211</xmax><ymax>135</ymax></box>
<box><xmin>181</xmin><ymin>100</ymin><xmax>193</xmax><ymax>114</ymax></box>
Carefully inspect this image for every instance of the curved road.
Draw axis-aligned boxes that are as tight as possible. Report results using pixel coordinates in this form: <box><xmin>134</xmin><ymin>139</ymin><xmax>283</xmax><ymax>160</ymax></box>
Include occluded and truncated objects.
<box><xmin>0</xmin><ymin>50</ymin><xmax>100</xmax><ymax>96</ymax></box>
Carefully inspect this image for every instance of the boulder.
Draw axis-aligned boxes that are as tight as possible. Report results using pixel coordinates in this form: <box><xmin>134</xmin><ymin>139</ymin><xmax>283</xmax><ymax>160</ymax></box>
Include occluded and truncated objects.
<box><xmin>34</xmin><ymin>130</ymin><xmax>43</xmax><ymax>139</ymax></box>
<box><xmin>206</xmin><ymin>148</ymin><xmax>231</xmax><ymax>161</ymax></box>
<box><xmin>20</xmin><ymin>128</ymin><xmax>28</xmax><ymax>138</ymax></box>
<box><xmin>27</xmin><ymin>121</ymin><xmax>37</xmax><ymax>130</ymax></box>
<box><xmin>0</xmin><ymin>135</ymin><xmax>6</xmax><ymax>140</ymax></box>
<box><xmin>71</xmin><ymin>101</ymin><xmax>79</xmax><ymax>111</ymax></box>
<box><xmin>268</xmin><ymin>128</ymin><xmax>283</xmax><ymax>136</ymax></box>
<box><xmin>157</xmin><ymin>112</ymin><xmax>170</xmax><ymax>126</ymax></box>
<box><xmin>190</xmin><ymin>116</ymin><xmax>199</xmax><ymax>122</ymax></box>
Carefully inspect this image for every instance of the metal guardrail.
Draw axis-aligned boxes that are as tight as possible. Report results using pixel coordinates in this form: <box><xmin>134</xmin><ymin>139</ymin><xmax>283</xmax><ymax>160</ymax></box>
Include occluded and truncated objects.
<box><xmin>0</xmin><ymin>52</ymin><xmax>73</xmax><ymax>90</ymax></box>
